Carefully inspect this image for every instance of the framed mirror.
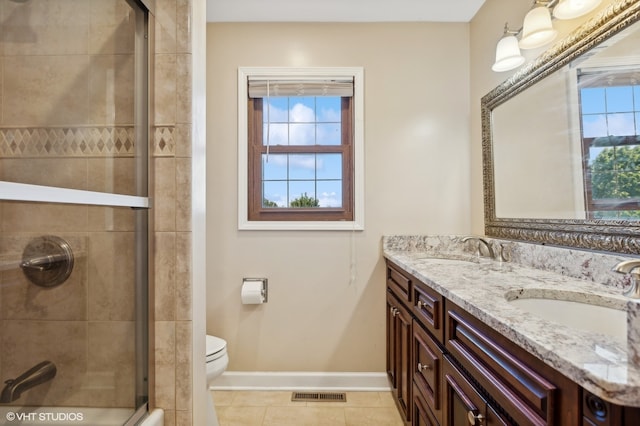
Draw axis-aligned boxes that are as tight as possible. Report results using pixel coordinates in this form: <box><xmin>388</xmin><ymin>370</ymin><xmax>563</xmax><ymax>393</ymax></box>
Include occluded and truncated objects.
<box><xmin>482</xmin><ymin>0</ymin><xmax>640</xmax><ymax>254</ymax></box>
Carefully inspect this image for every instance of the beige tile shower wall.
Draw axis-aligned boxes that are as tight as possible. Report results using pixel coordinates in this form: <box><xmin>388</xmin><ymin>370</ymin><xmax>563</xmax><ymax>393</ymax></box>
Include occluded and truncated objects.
<box><xmin>0</xmin><ymin>208</ymin><xmax>136</xmax><ymax>407</ymax></box>
<box><xmin>151</xmin><ymin>0</ymin><xmax>194</xmax><ymax>425</ymax></box>
<box><xmin>206</xmin><ymin>23</ymin><xmax>471</xmax><ymax>372</ymax></box>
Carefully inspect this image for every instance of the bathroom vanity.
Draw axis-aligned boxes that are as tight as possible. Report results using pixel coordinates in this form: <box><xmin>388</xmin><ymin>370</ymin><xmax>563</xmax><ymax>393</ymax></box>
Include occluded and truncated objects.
<box><xmin>383</xmin><ymin>236</ymin><xmax>640</xmax><ymax>426</ymax></box>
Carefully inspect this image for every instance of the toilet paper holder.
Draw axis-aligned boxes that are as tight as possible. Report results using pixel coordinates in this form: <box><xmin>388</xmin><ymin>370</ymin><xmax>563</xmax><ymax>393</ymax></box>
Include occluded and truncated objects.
<box><xmin>242</xmin><ymin>278</ymin><xmax>268</xmax><ymax>303</ymax></box>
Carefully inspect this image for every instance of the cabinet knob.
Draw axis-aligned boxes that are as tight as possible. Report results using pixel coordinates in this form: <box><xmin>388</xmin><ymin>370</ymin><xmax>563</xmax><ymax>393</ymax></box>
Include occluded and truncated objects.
<box><xmin>390</xmin><ymin>307</ymin><xmax>399</xmax><ymax>317</ymax></box>
<box><xmin>417</xmin><ymin>362</ymin><xmax>432</xmax><ymax>372</ymax></box>
<box><xmin>417</xmin><ymin>301</ymin><xmax>424</xmax><ymax>309</ymax></box>
<box><xmin>467</xmin><ymin>410</ymin><xmax>484</xmax><ymax>425</ymax></box>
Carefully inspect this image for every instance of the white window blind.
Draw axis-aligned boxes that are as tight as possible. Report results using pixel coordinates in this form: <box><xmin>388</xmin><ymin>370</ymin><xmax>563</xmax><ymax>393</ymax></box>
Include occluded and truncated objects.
<box><xmin>248</xmin><ymin>77</ymin><xmax>354</xmax><ymax>98</ymax></box>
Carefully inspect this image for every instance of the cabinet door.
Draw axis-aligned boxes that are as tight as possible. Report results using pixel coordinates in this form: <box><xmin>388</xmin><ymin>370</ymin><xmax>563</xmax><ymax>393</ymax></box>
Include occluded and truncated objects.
<box><xmin>387</xmin><ymin>291</ymin><xmax>412</xmax><ymax>423</ymax></box>
<box><xmin>387</xmin><ymin>291</ymin><xmax>397</xmax><ymax>386</ymax></box>
<box><xmin>442</xmin><ymin>356</ymin><xmax>508</xmax><ymax>426</ymax></box>
<box><xmin>414</xmin><ymin>321</ymin><xmax>443</xmax><ymax>424</ymax></box>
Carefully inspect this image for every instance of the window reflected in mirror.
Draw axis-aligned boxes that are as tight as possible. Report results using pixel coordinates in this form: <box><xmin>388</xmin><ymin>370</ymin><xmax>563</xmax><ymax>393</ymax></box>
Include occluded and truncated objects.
<box><xmin>579</xmin><ymin>70</ymin><xmax>640</xmax><ymax>219</ymax></box>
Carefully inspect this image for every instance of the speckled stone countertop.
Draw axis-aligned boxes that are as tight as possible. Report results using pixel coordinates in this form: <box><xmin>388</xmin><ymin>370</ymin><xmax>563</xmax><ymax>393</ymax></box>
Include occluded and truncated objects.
<box><xmin>383</xmin><ymin>235</ymin><xmax>640</xmax><ymax>407</ymax></box>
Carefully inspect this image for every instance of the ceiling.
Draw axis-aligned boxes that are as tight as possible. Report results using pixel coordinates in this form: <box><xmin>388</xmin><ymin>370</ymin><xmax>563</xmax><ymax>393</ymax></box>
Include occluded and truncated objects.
<box><xmin>206</xmin><ymin>0</ymin><xmax>486</xmax><ymax>23</ymax></box>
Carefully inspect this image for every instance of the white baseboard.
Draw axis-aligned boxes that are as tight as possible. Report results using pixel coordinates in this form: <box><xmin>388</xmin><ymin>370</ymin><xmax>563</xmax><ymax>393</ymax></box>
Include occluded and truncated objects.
<box><xmin>209</xmin><ymin>371</ymin><xmax>391</xmax><ymax>391</ymax></box>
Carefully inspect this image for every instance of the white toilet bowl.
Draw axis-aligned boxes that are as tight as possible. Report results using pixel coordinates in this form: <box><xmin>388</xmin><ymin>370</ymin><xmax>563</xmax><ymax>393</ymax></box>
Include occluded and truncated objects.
<box><xmin>206</xmin><ymin>335</ymin><xmax>228</xmax><ymax>426</ymax></box>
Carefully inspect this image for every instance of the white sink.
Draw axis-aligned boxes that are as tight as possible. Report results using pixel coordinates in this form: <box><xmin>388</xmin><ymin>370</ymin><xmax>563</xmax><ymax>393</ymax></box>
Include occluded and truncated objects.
<box><xmin>505</xmin><ymin>291</ymin><xmax>627</xmax><ymax>341</ymax></box>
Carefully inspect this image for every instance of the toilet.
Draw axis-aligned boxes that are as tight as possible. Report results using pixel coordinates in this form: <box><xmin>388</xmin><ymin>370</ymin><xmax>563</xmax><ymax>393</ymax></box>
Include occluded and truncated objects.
<box><xmin>206</xmin><ymin>335</ymin><xmax>228</xmax><ymax>426</ymax></box>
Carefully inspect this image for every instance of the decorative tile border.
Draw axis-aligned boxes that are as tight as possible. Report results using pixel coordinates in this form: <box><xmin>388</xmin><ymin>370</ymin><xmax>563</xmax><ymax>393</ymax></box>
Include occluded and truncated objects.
<box><xmin>0</xmin><ymin>125</ymin><xmax>177</xmax><ymax>158</ymax></box>
<box><xmin>0</xmin><ymin>126</ymin><xmax>136</xmax><ymax>157</ymax></box>
<box><xmin>153</xmin><ymin>126</ymin><xmax>176</xmax><ymax>157</ymax></box>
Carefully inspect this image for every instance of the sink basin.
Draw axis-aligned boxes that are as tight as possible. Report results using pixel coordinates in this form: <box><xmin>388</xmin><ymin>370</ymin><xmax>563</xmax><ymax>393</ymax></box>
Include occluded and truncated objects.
<box><xmin>505</xmin><ymin>290</ymin><xmax>627</xmax><ymax>341</ymax></box>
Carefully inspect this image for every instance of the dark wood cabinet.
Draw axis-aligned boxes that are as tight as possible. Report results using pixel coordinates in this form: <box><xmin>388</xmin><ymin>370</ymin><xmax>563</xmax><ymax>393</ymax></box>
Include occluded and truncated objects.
<box><xmin>387</xmin><ymin>262</ymin><xmax>414</xmax><ymax>424</ymax></box>
<box><xmin>386</xmin><ymin>259</ymin><xmax>640</xmax><ymax>426</ymax></box>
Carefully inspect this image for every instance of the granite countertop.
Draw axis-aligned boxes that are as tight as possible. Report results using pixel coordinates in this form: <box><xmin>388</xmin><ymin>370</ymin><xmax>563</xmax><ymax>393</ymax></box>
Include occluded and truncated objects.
<box><xmin>383</xmin><ymin>237</ymin><xmax>640</xmax><ymax>407</ymax></box>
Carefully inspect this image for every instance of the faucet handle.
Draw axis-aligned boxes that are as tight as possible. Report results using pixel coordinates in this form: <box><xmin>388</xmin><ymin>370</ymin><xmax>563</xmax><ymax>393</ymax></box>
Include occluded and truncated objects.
<box><xmin>461</xmin><ymin>236</ymin><xmax>495</xmax><ymax>259</ymax></box>
<box><xmin>496</xmin><ymin>243</ymin><xmax>511</xmax><ymax>262</ymax></box>
<box><xmin>612</xmin><ymin>259</ymin><xmax>640</xmax><ymax>299</ymax></box>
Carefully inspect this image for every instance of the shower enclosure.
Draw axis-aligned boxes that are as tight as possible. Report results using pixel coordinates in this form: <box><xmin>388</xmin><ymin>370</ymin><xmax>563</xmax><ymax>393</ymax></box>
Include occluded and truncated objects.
<box><xmin>0</xmin><ymin>0</ymin><xmax>152</xmax><ymax>425</ymax></box>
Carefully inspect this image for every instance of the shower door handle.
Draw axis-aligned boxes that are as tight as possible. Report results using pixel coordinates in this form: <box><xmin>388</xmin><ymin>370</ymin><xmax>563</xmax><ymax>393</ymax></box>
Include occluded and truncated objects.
<box><xmin>21</xmin><ymin>254</ymin><xmax>70</xmax><ymax>271</ymax></box>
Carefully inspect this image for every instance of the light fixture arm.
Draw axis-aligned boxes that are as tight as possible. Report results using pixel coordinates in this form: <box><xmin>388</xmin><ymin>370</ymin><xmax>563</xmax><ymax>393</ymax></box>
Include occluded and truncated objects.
<box><xmin>501</xmin><ymin>22</ymin><xmax>520</xmax><ymax>37</ymax></box>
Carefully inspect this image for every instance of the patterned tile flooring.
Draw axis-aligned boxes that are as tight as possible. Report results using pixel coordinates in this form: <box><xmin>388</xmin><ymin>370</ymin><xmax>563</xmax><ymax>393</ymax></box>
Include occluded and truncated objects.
<box><xmin>212</xmin><ymin>391</ymin><xmax>404</xmax><ymax>426</ymax></box>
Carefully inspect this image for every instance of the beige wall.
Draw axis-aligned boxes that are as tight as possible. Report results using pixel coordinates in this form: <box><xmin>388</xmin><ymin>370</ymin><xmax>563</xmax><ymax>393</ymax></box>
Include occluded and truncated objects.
<box><xmin>206</xmin><ymin>22</ymin><xmax>471</xmax><ymax>371</ymax></box>
<box><xmin>469</xmin><ymin>0</ymin><xmax>615</xmax><ymax>231</ymax></box>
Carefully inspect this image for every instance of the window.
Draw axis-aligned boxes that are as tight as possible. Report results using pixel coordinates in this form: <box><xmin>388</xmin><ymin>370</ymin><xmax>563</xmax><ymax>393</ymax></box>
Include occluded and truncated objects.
<box><xmin>578</xmin><ymin>69</ymin><xmax>640</xmax><ymax>219</ymax></box>
<box><xmin>238</xmin><ymin>68</ymin><xmax>364</xmax><ymax>231</ymax></box>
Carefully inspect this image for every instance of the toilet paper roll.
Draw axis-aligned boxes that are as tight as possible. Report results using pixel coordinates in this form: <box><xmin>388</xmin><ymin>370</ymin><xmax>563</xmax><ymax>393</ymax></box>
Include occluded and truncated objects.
<box><xmin>241</xmin><ymin>280</ymin><xmax>265</xmax><ymax>304</ymax></box>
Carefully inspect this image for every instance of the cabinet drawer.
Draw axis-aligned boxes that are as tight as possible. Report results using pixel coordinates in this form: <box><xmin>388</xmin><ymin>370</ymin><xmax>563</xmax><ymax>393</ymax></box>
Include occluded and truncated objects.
<box><xmin>443</xmin><ymin>356</ymin><xmax>509</xmax><ymax>426</ymax></box>
<box><xmin>446</xmin><ymin>305</ymin><xmax>557</xmax><ymax>426</ymax></box>
<box><xmin>413</xmin><ymin>383</ymin><xmax>439</xmax><ymax>426</ymax></box>
<box><xmin>387</xmin><ymin>261</ymin><xmax>411</xmax><ymax>303</ymax></box>
<box><xmin>413</xmin><ymin>322</ymin><xmax>443</xmax><ymax>425</ymax></box>
<box><xmin>412</xmin><ymin>279</ymin><xmax>444</xmax><ymax>343</ymax></box>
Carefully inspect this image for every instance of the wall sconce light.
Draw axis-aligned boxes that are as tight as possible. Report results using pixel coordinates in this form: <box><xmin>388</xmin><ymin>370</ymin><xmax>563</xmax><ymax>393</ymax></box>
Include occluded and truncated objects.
<box><xmin>492</xmin><ymin>25</ymin><xmax>526</xmax><ymax>72</ymax></box>
<box><xmin>519</xmin><ymin>3</ymin><xmax>558</xmax><ymax>49</ymax></box>
<box><xmin>491</xmin><ymin>0</ymin><xmax>603</xmax><ymax>72</ymax></box>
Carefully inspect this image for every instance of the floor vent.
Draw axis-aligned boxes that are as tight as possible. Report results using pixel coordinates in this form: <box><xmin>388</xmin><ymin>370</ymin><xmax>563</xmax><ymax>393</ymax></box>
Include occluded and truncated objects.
<box><xmin>291</xmin><ymin>392</ymin><xmax>347</xmax><ymax>402</ymax></box>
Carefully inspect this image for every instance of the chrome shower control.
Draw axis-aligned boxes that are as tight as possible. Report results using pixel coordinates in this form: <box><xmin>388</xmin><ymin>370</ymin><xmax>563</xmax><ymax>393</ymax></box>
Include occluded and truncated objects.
<box><xmin>20</xmin><ymin>236</ymin><xmax>74</xmax><ymax>288</ymax></box>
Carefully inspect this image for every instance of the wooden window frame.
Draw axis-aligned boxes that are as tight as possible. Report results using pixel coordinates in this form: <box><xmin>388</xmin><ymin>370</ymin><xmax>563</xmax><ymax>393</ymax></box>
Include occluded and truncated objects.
<box><xmin>247</xmin><ymin>97</ymin><xmax>354</xmax><ymax>222</ymax></box>
<box><xmin>237</xmin><ymin>67</ymin><xmax>364</xmax><ymax>231</ymax></box>
<box><xmin>577</xmin><ymin>69</ymin><xmax>640</xmax><ymax>219</ymax></box>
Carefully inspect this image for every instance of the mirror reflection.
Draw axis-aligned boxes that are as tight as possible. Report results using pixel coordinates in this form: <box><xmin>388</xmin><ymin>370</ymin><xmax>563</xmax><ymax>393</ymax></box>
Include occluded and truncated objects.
<box><xmin>492</xmin><ymin>20</ymin><xmax>640</xmax><ymax>221</ymax></box>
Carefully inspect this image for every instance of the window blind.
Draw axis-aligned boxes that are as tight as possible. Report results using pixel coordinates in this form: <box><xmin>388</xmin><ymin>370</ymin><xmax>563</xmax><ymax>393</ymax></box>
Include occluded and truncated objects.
<box><xmin>578</xmin><ymin>69</ymin><xmax>640</xmax><ymax>88</ymax></box>
<box><xmin>248</xmin><ymin>77</ymin><xmax>354</xmax><ymax>98</ymax></box>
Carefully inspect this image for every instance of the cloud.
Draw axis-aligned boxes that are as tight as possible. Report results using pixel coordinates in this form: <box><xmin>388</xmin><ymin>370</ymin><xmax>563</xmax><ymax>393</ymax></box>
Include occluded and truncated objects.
<box><xmin>265</xmin><ymin>100</ymin><xmax>341</xmax><ymax>146</ymax></box>
<box><xmin>290</xmin><ymin>102</ymin><xmax>316</xmax><ymax>122</ymax></box>
<box><xmin>318</xmin><ymin>191</ymin><xmax>340</xmax><ymax>207</ymax></box>
<box><xmin>583</xmin><ymin>113</ymin><xmax>636</xmax><ymax>138</ymax></box>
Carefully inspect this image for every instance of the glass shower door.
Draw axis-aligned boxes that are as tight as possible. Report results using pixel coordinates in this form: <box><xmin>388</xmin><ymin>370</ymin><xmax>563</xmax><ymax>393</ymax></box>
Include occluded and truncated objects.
<box><xmin>0</xmin><ymin>0</ymin><xmax>151</xmax><ymax>424</ymax></box>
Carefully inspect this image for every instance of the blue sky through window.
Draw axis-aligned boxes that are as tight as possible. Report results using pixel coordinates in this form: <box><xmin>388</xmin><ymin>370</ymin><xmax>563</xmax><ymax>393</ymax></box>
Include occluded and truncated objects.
<box><xmin>262</xmin><ymin>96</ymin><xmax>343</xmax><ymax>208</ymax></box>
<box><xmin>581</xmin><ymin>85</ymin><xmax>639</xmax><ymax>138</ymax></box>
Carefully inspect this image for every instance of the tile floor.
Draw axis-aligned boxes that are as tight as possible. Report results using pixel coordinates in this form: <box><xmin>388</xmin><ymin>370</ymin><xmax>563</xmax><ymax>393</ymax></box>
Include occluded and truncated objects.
<box><xmin>212</xmin><ymin>390</ymin><xmax>405</xmax><ymax>426</ymax></box>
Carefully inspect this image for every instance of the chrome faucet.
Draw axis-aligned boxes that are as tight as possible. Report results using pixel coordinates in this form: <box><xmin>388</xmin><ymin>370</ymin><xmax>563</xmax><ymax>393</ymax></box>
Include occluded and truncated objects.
<box><xmin>612</xmin><ymin>259</ymin><xmax>640</xmax><ymax>299</ymax></box>
<box><xmin>0</xmin><ymin>361</ymin><xmax>57</xmax><ymax>403</ymax></box>
<box><xmin>461</xmin><ymin>236</ymin><xmax>495</xmax><ymax>259</ymax></box>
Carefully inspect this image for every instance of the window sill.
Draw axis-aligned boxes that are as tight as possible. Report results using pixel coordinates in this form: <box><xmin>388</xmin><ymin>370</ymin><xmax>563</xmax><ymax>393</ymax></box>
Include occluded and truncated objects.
<box><xmin>238</xmin><ymin>219</ymin><xmax>364</xmax><ymax>231</ymax></box>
